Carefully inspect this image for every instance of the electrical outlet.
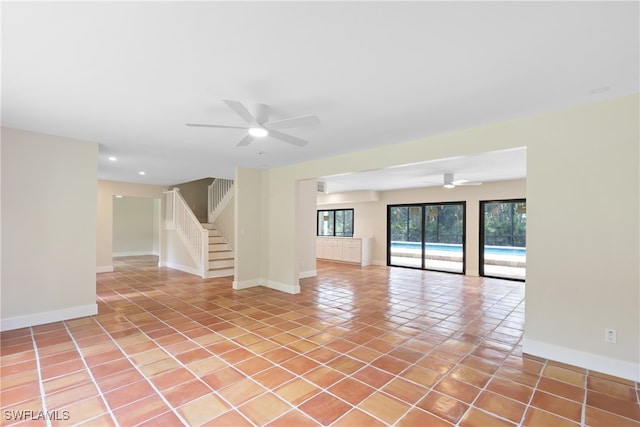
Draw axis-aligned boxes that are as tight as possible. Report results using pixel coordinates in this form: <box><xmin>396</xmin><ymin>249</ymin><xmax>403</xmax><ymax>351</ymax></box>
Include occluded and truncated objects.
<box><xmin>605</xmin><ymin>328</ymin><xmax>617</xmax><ymax>344</ymax></box>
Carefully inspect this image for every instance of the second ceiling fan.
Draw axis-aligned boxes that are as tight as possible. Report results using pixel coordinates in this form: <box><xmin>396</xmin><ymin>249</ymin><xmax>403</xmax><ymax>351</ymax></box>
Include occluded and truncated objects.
<box><xmin>186</xmin><ymin>100</ymin><xmax>320</xmax><ymax>147</ymax></box>
<box><xmin>443</xmin><ymin>173</ymin><xmax>482</xmax><ymax>188</ymax></box>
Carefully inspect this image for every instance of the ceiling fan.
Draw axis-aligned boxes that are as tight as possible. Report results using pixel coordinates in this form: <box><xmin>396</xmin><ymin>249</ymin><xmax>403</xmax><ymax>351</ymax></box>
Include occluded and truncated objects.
<box><xmin>443</xmin><ymin>173</ymin><xmax>482</xmax><ymax>188</ymax></box>
<box><xmin>186</xmin><ymin>100</ymin><xmax>320</xmax><ymax>147</ymax></box>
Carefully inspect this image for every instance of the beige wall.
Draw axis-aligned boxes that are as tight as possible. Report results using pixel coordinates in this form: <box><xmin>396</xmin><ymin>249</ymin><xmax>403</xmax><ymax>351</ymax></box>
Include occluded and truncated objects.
<box><xmin>170</xmin><ymin>178</ymin><xmax>213</xmax><ymax>223</ymax></box>
<box><xmin>236</xmin><ymin>95</ymin><xmax>639</xmax><ymax>381</ymax></box>
<box><xmin>319</xmin><ymin>179</ymin><xmax>526</xmax><ymax>274</ymax></box>
<box><xmin>97</xmin><ymin>180</ymin><xmax>165</xmax><ymax>272</ymax></box>
<box><xmin>297</xmin><ymin>179</ymin><xmax>318</xmax><ymax>278</ymax></box>
<box><xmin>1</xmin><ymin>128</ymin><xmax>98</xmax><ymax>330</ymax></box>
<box><xmin>113</xmin><ymin>196</ymin><xmax>159</xmax><ymax>256</ymax></box>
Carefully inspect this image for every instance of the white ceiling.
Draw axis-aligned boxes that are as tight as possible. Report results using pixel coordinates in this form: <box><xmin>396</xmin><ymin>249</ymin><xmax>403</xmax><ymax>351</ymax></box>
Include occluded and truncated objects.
<box><xmin>2</xmin><ymin>2</ymin><xmax>638</xmax><ymax>190</ymax></box>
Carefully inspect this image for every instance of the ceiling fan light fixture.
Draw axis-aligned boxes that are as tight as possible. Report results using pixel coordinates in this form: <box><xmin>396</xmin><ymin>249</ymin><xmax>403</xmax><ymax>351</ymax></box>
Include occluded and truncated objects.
<box><xmin>443</xmin><ymin>183</ymin><xmax>455</xmax><ymax>189</ymax></box>
<box><xmin>248</xmin><ymin>127</ymin><xmax>268</xmax><ymax>137</ymax></box>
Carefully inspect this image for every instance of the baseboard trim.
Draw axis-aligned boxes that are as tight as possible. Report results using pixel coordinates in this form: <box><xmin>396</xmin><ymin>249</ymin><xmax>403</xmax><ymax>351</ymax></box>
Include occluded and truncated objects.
<box><xmin>161</xmin><ymin>261</ymin><xmax>201</xmax><ymax>277</ymax></box>
<box><xmin>233</xmin><ymin>279</ymin><xmax>262</xmax><ymax>290</ymax></box>
<box><xmin>299</xmin><ymin>270</ymin><xmax>317</xmax><ymax>279</ymax></box>
<box><xmin>1</xmin><ymin>304</ymin><xmax>98</xmax><ymax>332</ymax></box>
<box><xmin>523</xmin><ymin>338</ymin><xmax>640</xmax><ymax>382</ymax></box>
<box><xmin>233</xmin><ymin>278</ymin><xmax>300</xmax><ymax>294</ymax></box>
<box><xmin>96</xmin><ymin>265</ymin><xmax>114</xmax><ymax>273</ymax></box>
<box><xmin>113</xmin><ymin>251</ymin><xmax>156</xmax><ymax>257</ymax></box>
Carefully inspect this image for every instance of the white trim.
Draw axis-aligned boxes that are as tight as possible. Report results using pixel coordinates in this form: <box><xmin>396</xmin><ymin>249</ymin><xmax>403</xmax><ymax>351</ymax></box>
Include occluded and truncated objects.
<box><xmin>523</xmin><ymin>338</ymin><xmax>640</xmax><ymax>382</ymax></box>
<box><xmin>161</xmin><ymin>261</ymin><xmax>201</xmax><ymax>277</ymax></box>
<box><xmin>96</xmin><ymin>265</ymin><xmax>114</xmax><ymax>273</ymax></box>
<box><xmin>112</xmin><ymin>251</ymin><xmax>156</xmax><ymax>257</ymax></box>
<box><xmin>233</xmin><ymin>279</ymin><xmax>262</xmax><ymax>290</ymax></box>
<box><xmin>264</xmin><ymin>280</ymin><xmax>300</xmax><ymax>294</ymax></box>
<box><xmin>0</xmin><ymin>304</ymin><xmax>98</xmax><ymax>332</ymax></box>
<box><xmin>299</xmin><ymin>270</ymin><xmax>317</xmax><ymax>279</ymax></box>
<box><xmin>233</xmin><ymin>278</ymin><xmax>300</xmax><ymax>294</ymax></box>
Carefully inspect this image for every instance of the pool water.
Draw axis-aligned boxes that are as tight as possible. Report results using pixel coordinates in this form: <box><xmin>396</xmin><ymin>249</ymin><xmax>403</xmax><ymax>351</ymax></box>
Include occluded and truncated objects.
<box><xmin>391</xmin><ymin>242</ymin><xmax>526</xmax><ymax>256</ymax></box>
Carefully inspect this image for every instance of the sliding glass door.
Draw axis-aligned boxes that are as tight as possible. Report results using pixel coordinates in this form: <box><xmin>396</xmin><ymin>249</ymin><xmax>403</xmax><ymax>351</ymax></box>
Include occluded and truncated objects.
<box><xmin>388</xmin><ymin>202</ymin><xmax>465</xmax><ymax>273</ymax></box>
<box><xmin>480</xmin><ymin>199</ymin><xmax>526</xmax><ymax>280</ymax></box>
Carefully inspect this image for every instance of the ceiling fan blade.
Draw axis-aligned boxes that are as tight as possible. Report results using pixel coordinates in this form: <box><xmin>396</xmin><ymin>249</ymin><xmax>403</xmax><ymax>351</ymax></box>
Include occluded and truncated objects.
<box><xmin>266</xmin><ymin>115</ymin><xmax>320</xmax><ymax>130</ymax></box>
<box><xmin>268</xmin><ymin>129</ymin><xmax>309</xmax><ymax>147</ymax></box>
<box><xmin>186</xmin><ymin>123</ymin><xmax>248</xmax><ymax>129</ymax></box>
<box><xmin>459</xmin><ymin>182</ymin><xmax>482</xmax><ymax>186</ymax></box>
<box><xmin>236</xmin><ymin>134</ymin><xmax>255</xmax><ymax>147</ymax></box>
<box><xmin>223</xmin><ymin>99</ymin><xmax>258</xmax><ymax>125</ymax></box>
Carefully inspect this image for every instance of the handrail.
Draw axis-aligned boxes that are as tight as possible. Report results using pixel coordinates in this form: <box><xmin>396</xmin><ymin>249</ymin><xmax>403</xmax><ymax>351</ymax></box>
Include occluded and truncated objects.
<box><xmin>164</xmin><ymin>189</ymin><xmax>208</xmax><ymax>276</ymax></box>
<box><xmin>208</xmin><ymin>178</ymin><xmax>234</xmax><ymax>223</ymax></box>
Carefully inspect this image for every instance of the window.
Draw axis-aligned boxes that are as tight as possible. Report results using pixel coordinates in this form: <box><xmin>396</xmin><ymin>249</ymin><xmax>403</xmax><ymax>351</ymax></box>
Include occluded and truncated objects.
<box><xmin>317</xmin><ymin>209</ymin><xmax>354</xmax><ymax>237</ymax></box>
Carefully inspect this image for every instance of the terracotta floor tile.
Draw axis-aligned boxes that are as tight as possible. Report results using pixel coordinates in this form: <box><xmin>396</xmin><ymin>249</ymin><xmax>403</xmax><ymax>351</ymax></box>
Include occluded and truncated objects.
<box><xmin>370</xmin><ymin>354</ymin><xmax>411</xmax><ymax>375</ymax></box>
<box><xmin>103</xmin><ymin>379</ymin><xmax>156</xmax><ymax>409</ymax></box>
<box><xmin>136</xmin><ymin>410</ymin><xmax>184</xmax><ymax>427</ymax></box>
<box><xmin>382</xmin><ymin>377</ymin><xmax>428</xmax><ymax>405</ymax></box>
<box><xmin>252</xmin><ymin>366</ymin><xmax>296</xmax><ymax>389</ymax></box>
<box><xmin>586</xmin><ymin>390</ymin><xmax>640</xmax><ymax>421</ymax></box>
<box><xmin>475</xmin><ymin>390</ymin><xmax>526</xmax><ymax>423</ymax></box>
<box><xmin>55</xmin><ymin>395</ymin><xmax>107</xmax><ymax>425</ymax></box>
<box><xmin>327</xmin><ymin>355</ymin><xmax>366</xmax><ymax>375</ymax></box>
<box><xmin>417</xmin><ymin>390</ymin><xmax>469</xmax><ymax>424</ymax></box>
<box><xmin>302</xmin><ymin>365</ymin><xmax>346</xmax><ymax>388</ymax></box>
<box><xmin>94</xmin><ymin>368</ymin><xmax>144</xmax><ymax>393</ymax></box>
<box><xmin>332</xmin><ymin>409</ymin><xmax>388</xmax><ymax>427</ymax></box>
<box><xmin>435</xmin><ymin>376</ymin><xmax>481</xmax><ymax>404</ymax></box>
<box><xmin>162</xmin><ymin>379</ymin><xmax>211</xmax><ymax>407</ymax></box>
<box><xmin>298</xmin><ymin>391</ymin><xmax>352</xmax><ymax>425</ymax></box>
<box><xmin>400</xmin><ymin>365</ymin><xmax>441</xmax><ymax>388</ymax></box>
<box><xmin>543</xmin><ymin>365</ymin><xmax>587</xmax><ymax>387</ymax></box>
<box><xmin>588</xmin><ymin>376</ymin><xmax>637</xmax><ymax>401</ymax></box>
<box><xmin>202</xmin><ymin>410</ymin><xmax>253</xmax><ymax>427</ymax></box>
<box><xmin>274</xmin><ymin>378</ymin><xmax>321</xmax><ymax>405</ymax></box>
<box><xmin>45</xmin><ymin>382</ymin><xmax>99</xmax><ymax>410</ymax></box>
<box><xmin>201</xmin><ymin>366</ymin><xmax>244</xmax><ymax>390</ymax></box>
<box><xmin>1</xmin><ymin>382</ymin><xmax>42</xmax><ymax>407</ymax></box>
<box><xmin>396</xmin><ymin>408</ymin><xmax>454</xmax><ymax>427</ymax></box>
<box><xmin>238</xmin><ymin>392</ymin><xmax>291</xmax><ymax>426</ymax></box>
<box><xmin>280</xmin><ymin>355</ymin><xmax>320</xmax><ymax>375</ymax></box>
<box><xmin>328</xmin><ymin>377</ymin><xmax>376</xmax><ymax>405</ymax></box>
<box><xmin>584</xmin><ymin>405</ymin><xmax>640</xmax><ymax>427</ymax></box>
<box><xmin>218</xmin><ymin>377</ymin><xmax>267</xmax><ymax>406</ymax></box>
<box><xmin>186</xmin><ymin>356</ymin><xmax>227</xmax><ymax>376</ymax></box>
<box><xmin>522</xmin><ymin>407</ymin><xmax>580</xmax><ymax>427</ymax></box>
<box><xmin>74</xmin><ymin>412</ymin><xmax>117</xmax><ymax>427</ymax></box>
<box><xmin>113</xmin><ymin>394</ymin><xmax>171</xmax><ymax>426</ymax></box>
<box><xmin>176</xmin><ymin>393</ymin><xmax>229</xmax><ymax>426</ymax></box>
<box><xmin>359</xmin><ymin>391</ymin><xmax>411</xmax><ymax>425</ymax></box>
<box><xmin>459</xmin><ymin>408</ymin><xmax>517</xmax><ymax>427</ymax></box>
<box><xmin>537</xmin><ymin>376</ymin><xmax>585</xmax><ymax>403</ymax></box>
<box><xmin>485</xmin><ymin>376</ymin><xmax>534</xmax><ymax>403</ymax></box>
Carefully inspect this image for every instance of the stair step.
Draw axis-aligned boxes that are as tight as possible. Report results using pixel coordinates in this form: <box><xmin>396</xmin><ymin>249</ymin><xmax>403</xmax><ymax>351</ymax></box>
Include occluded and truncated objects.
<box><xmin>207</xmin><ymin>267</ymin><xmax>234</xmax><ymax>278</ymax></box>
<box><xmin>209</xmin><ymin>251</ymin><xmax>233</xmax><ymax>260</ymax></box>
<box><xmin>209</xmin><ymin>258</ymin><xmax>234</xmax><ymax>269</ymax></box>
<box><xmin>209</xmin><ymin>243</ymin><xmax>231</xmax><ymax>251</ymax></box>
<box><xmin>208</xmin><ymin>236</ymin><xmax>225</xmax><ymax>244</ymax></box>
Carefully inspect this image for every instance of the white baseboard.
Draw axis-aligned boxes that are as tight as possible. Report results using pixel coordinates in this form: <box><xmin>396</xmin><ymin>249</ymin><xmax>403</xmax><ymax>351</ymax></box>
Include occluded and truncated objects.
<box><xmin>299</xmin><ymin>270</ymin><xmax>317</xmax><ymax>279</ymax></box>
<box><xmin>1</xmin><ymin>304</ymin><xmax>98</xmax><ymax>332</ymax></box>
<box><xmin>112</xmin><ymin>251</ymin><xmax>156</xmax><ymax>257</ymax></box>
<box><xmin>233</xmin><ymin>278</ymin><xmax>300</xmax><ymax>294</ymax></box>
<box><xmin>523</xmin><ymin>338</ymin><xmax>640</xmax><ymax>382</ymax></box>
<box><xmin>233</xmin><ymin>279</ymin><xmax>262</xmax><ymax>290</ymax></box>
<box><xmin>161</xmin><ymin>261</ymin><xmax>201</xmax><ymax>277</ymax></box>
<box><xmin>96</xmin><ymin>265</ymin><xmax>114</xmax><ymax>273</ymax></box>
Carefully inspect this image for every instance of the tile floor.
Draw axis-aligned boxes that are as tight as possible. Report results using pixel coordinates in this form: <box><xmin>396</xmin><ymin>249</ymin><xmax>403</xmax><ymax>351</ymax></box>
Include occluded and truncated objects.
<box><xmin>1</xmin><ymin>256</ymin><xmax>638</xmax><ymax>426</ymax></box>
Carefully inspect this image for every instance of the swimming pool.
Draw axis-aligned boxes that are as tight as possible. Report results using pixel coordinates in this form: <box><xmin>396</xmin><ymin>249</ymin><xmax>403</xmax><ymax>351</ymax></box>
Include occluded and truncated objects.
<box><xmin>391</xmin><ymin>241</ymin><xmax>526</xmax><ymax>256</ymax></box>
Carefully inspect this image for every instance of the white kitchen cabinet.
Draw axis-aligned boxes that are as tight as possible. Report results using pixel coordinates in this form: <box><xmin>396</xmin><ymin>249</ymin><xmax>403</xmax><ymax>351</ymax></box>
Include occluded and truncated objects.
<box><xmin>316</xmin><ymin>237</ymin><xmax>372</xmax><ymax>266</ymax></box>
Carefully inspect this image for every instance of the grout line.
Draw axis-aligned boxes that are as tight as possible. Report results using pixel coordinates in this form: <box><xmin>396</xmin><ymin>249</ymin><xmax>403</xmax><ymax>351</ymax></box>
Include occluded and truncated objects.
<box><xmin>61</xmin><ymin>321</ymin><xmax>120</xmax><ymax>427</ymax></box>
<box><xmin>30</xmin><ymin>327</ymin><xmax>52</xmax><ymax>427</ymax></box>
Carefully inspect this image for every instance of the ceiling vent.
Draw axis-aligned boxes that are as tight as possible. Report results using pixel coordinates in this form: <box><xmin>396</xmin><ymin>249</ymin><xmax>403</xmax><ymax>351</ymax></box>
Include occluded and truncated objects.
<box><xmin>317</xmin><ymin>181</ymin><xmax>327</xmax><ymax>193</ymax></box>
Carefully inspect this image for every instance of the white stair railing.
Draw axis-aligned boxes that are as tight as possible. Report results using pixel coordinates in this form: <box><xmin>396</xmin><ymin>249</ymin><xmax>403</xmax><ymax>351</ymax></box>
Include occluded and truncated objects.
<box><xmin>164</xmin><ymin>189</ymin><xmax>208</xmax><ymax>277</ymax></box>
<box><xmin>208</xmin><ymin>178</ymin><xmax>234</xmax><ymax>223</ymax></box>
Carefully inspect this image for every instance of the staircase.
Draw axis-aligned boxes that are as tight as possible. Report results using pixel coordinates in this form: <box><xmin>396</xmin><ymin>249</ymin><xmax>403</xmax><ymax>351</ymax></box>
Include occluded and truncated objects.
<box><xmin>202</xmin><ymin>223</ymin><xmax>234</xmax><ymax>277</ymax></box>
<box><xmin>164</xmin><ymin>178</ymin><xmax>235</xmax><ymax>279</ymax></box>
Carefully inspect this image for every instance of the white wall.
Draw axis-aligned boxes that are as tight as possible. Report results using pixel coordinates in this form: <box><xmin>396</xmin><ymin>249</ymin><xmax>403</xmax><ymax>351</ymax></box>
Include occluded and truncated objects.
<box><xmin>96</xmin><ymin>180</ymin><xmax>165</xmax><ymax>272</ymax></box>
<box><xmin>235</xmin><ymin>95</ymin><xmax>639</xmax><ymax>381</ymax></box>
<box><xmin>319</xmin><ymin>179</ymin><xmax>526</xmax><ymax>274</ymax></box>
<box><xmin>113</xmin><ymin>196</ymin><xmax>159</xmax><ymax>256</ymax></box>
<box><xmin>1</xmin><ymin>128</ymin><xmax>98</xmax><ymax>330</ymax></box>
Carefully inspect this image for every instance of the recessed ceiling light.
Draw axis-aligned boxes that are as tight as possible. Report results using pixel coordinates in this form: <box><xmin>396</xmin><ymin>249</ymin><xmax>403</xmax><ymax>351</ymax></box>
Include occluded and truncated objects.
<box><xmin>139</xmin><ymin>171</ymin><xmax>146</xmax><ymax>175</ymax></box>
<box><xmin>108</xmin><ymin>156</ymin><xmax>117</xmax><ymax>161</ymax></box>
<box><xmin>248</xmin><ymin>127</ymin><xmax>268</xmax><ymax>137</ymax></box>
<box><xmin>115</xmin><ymin>195</ymin><xmax>123</xmax><ymax>198</ymax></box>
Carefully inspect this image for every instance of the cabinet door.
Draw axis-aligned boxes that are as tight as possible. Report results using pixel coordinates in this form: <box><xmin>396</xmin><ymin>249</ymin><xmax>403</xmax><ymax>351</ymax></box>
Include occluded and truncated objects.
<box><xmin>328</xmin><ymin>239</ymin><xmax>343</xmax><ymax>260</ymax></box>
<box><xmin>343</xmin><ymin>239</ymin><xmax>361</xmax><ymax>263</ymax></box>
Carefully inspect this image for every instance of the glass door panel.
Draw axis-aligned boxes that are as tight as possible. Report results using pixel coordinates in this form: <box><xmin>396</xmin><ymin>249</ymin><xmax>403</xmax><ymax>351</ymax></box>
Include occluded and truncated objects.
<box><xmin>388</xmin><ymin>205</ymin><xmax>423</xmax><ymax>268</ymax></box>
<box><xmin>424</xmin><ymin>204</ymin><xmax>464</xmax><ymax>273</ymax></box>
<box><xmin>480</xmin><ymin>199</ymin><xmax>526</xmax><ymax>280</ymax></box>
